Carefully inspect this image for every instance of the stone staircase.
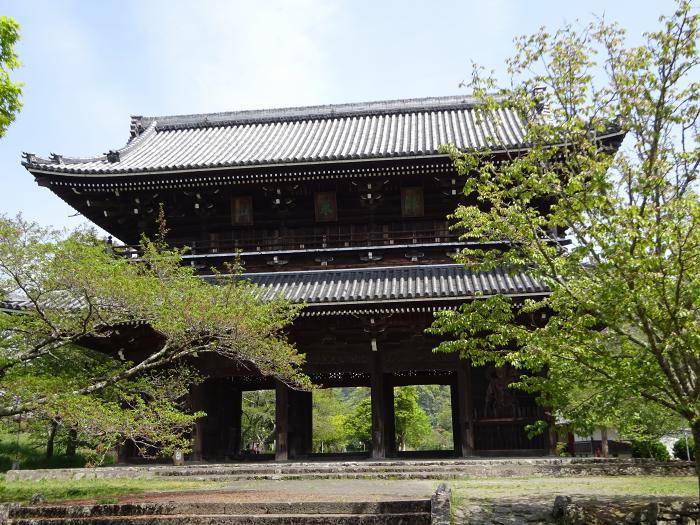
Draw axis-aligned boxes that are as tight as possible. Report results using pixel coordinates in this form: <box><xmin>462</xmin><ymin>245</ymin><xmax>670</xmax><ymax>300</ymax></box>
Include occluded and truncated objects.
<box><xmin>5</xmin><ymin>458</ymin><xmax>694</xmax><ymax>483</ymax></box>
<box><xmin>110</xmin><ymin>458</ymin><xmax>698</xmax><ymax>482</ymax></box>
<box><xmin>2</xmin><ymin>500</ymin><xmax>434</xmax><ymax>525</ymax></box>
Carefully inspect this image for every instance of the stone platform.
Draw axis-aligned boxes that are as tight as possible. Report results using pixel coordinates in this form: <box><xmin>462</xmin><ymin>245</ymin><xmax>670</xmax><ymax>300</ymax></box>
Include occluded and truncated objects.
<box><xmin>5</xmin><ymin>457</ymin><xmax>694</xmax><ymax>482</ymax></box>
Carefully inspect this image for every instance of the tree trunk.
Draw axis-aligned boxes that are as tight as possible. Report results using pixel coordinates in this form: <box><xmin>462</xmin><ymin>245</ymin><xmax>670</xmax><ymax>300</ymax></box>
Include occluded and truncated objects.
<box><xmin>692</xmin><ymin>421</ymin><xmax>700</xmax><ymax>501</ymax></box>
<box><xmin>45</xmin><ymin>420</ymin><xmax>58</xmax><ymax>460</ymax></box>
<box><xmin>600</xmin><ymin>426</ymin><xmax>609</xmax><ymax>458</ymax></box>
<box><xmin>66</xmin><ymin>428</ymin><xmax>77</xmax><ymax>458</ymax></box>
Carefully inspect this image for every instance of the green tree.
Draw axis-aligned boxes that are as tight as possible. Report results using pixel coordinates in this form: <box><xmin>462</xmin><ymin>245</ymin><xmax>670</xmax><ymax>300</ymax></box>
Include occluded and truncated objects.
<box><xmin>415</xmin><ymin>385</ymin><xmax>453</xmax><ymax>450</ymax></box>
<box><xmin>343</xmin><ymin>387</ymin><xmax>434</xmax><ymax>451</ymax></box>
<box><xmin>631</xmin><ymin>439</ymin><xmax>671</xmax><ymax>461</ymax></box>
<box><xmin>240</xmin><ymin>390</ymin><xmax>276</xmax><ymax>453</ymax></box>
<box><xmin>674</xmin><ymin>436</ymin><xmax>695</xmax><ymax>461</ymax></box>
<box><xmin>429</xmin><ymin>0</ymin><xmax>700</xmax><ymax>490</ymax></box>
<box><xmin>394</xmin><ymin>386</ymin><xmax>432</xmax><ymax>451</ymax></box>
<box><xmin>343</xmin><ymin>397</ymin><xmax>372</xmax><ymax>451</ymax></box>
<box><xmin>0</xmin><ymin>215</ymin><xmax>308</xmax><ymax>460</ymax></box>
<box><xmin>312</xmin><ymin>389</ymin><xmax>349</xmax><ymax>453</ymax></box>
<box><xmin>0</xmin><ymin>16</ymin><xmax>21</xmax><ymax>137</ymax></box>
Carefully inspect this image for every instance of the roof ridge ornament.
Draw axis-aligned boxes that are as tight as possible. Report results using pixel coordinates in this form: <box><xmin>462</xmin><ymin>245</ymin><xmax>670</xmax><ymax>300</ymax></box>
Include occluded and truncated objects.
<box><xmin>531</xmin><ymin>85</ymin><xmax>550</xmax><ymax>118</ymax></box>
<box><xmin>49</xmin><ymin>153</ymin><xmax>63</xmax><ymax>164</ymax></box>
<box><xmin>21</xmin><ymin>152</ymin><xmax>36</xmax><ymax>164</ymax></box>
<box><xmin>130</xmin><ymin>116</ymin><xmax>144</xmax><ymax>138</ymax></box>
<box><xmin>106</xmin><ymin>150</ymin><xmax>121</xmax><ymax>163</ymax></box>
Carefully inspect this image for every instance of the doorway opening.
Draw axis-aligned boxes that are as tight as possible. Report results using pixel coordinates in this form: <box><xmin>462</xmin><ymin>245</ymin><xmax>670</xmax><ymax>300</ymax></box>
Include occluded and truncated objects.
<box><xmin>311</xmin><ymin>387</ymin><xmax>370</xmax><ymax>455</ymax></box>
<box><xmin>394</xmin><ymin>385</ymin><xmax>453</xmax><ymax>452</ymax></box>
<box><xmin>240</xmin><ymin>389</ymin><xmax>276</xmax><ymax>457</ymax></box>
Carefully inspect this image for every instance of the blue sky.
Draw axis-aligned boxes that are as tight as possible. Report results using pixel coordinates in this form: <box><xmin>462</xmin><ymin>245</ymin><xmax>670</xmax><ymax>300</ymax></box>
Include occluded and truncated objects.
<box><xmin>0</xmin><ymin>0</ymin><xmax>679</xmax><ymax>232</ymax></box>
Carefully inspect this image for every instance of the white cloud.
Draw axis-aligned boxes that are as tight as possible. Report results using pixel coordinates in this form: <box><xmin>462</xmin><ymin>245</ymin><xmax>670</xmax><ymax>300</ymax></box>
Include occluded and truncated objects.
<box><xmin>127</xmin><ymin>0</ymin><xmax>342</xmax><ymax>114</ymax></box>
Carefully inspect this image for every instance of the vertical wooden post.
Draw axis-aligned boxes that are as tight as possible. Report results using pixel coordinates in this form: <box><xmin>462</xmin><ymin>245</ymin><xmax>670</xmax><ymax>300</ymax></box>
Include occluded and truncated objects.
<box><xmin>456</xmin><ymin>361</ymin><xmax>475</xmax><ymax>457</ymax></box>
<box><xmin>547</xmin><ymin>426</ymin><xmax>559</xmax><ymax>456</ymax></box>
<box><xmin>288</xmin><ymin>390</ymin><xmax>313</xmax><ymax>458</ymax></box>
<box><xmin>301</xmin><ymin>390</ymin><xmax>313</xmax><ymax>456</ymax></box>
<box><xmin>275</xmin><ymin>380</ymin><xmax>289</xmax><ymax>461</ymax></box>
<box><xmin>600</xmin><ymin>426</ymin><xmax>609</xmax><ymax>458</ymax></box>
<box><xmin>229</xmin><ymin>386</ymin><xmax>242</xmax><ymax>458</ymax></box>
<box><xmin>370</xmin><ymin>352</ymin><xmax>386</xmax><ymax>459</ymax></box>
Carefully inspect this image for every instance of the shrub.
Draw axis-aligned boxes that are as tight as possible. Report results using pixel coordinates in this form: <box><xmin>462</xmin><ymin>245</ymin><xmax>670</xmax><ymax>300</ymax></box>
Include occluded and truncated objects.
<box><xmin>630</xmin><ymin>439</ymin><xmax>671</xmax><ymax>461</ymax></box>
<box><xmin>672</xmin><ymin>436</ymin><xmax>695</xmax><ymax>461</ymax></box>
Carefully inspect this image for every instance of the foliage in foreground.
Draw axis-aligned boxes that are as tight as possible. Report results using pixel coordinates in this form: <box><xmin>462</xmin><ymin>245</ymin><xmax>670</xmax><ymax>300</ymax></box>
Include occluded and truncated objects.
<box><xmin>0</xmin><ymin>478</ymin><xmax>225</xmax><ymax>504</ymax></box>
<box><xmin>0</xmin><ymin>16</ymin><xmax>22</xmax><ymax>138</ymax></box>
<box><xmin>429</xmin><ymin>0</ymin><xmax>700</xmax><ymax>475</ymax></box>
<box><xmin>0</xmin><ymin>431</ymin><xmax>94</xmax><ymax>472</ymax></box>
<box><xmin>0</xmin><ymin>215</ymin><xmax>308</xmax><ymax>461</ymax></box>
<box><xmin>630</xmin><ymin>439</ymin><xmax>671</xmax><ymax>461</ymax></box>
<box><xmin>674</xmin><ymin>436</ymin><xmax>695</xmax><ymax>461</ymax></box>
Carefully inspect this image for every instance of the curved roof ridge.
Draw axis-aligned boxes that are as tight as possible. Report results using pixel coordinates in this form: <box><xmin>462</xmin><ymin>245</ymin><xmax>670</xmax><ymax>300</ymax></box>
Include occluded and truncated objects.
<box><xmin>24</xmin><ymin>121</ymin><xmax>159</xmax><ymax>167</ymax></box>
<box><xmin>134</xmin><ymin>94</ymin><xmax>500</xmax><ymax>132</ymax></box>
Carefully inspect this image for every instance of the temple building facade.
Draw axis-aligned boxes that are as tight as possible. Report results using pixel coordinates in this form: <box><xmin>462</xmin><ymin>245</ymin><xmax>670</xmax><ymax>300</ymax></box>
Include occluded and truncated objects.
<box><xmin>22</xmin><ymin>95</ymin><xmax>610</xmax><ymax>460</ymax></box>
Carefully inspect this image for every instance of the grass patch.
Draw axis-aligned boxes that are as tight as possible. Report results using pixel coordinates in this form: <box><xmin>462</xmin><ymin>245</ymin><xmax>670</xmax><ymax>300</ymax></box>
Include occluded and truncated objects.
<box><xmin>0</xmin><ymin>478</ymin><xmax>225</xmax><ymax>504</ymax></box>
<box><xmin>0</xmin><ymin>433</ymin><xmax>105</xmax><ymax>472</ymax></box>
<box><xmin>450</xmin><ymin>476</ymin><xmax>697</xmax><ymax>501</ymax></box>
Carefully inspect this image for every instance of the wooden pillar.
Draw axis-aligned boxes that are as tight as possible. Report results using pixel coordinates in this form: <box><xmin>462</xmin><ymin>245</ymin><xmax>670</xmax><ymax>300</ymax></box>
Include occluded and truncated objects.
<box><xmin>455</xmin><ymin>361</ymin><xmax>475</xmax><ymax>457</ymax></box>
<box><xmin>275</xmin><ymin>380</ymin><xmax>289</xmax><ymax>461</ymax></box>
<box><xmin>546</xmin><ymin>425</ymin><xmax>559</xmax><ymax>456</ymax></box>
<box><xmin>117</xmin><ymin>440</ymin><xmax>135</xmax><ymax>464</ymax></box>
<box><xmin>370</xmin><ymin>353</ymin><xmax>386</xmax><ymax>459</ymax></box>
<box><xmin>600</xmin><ymin>426</ymin><xmax>609</xmax><ymax>458</ymax></box>
<box><xmin>229</xmin><ymin>386</ymin><xmax>242</xmax><ymax>457</ymax></box>
<box><xmin>288</xmin><ymin>390</ymin><xmax>312</xmax><ymax>459</ymax></box>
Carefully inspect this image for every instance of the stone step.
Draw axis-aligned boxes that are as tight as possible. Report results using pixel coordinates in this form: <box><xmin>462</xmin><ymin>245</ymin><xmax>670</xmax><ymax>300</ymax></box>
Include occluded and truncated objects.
<box><xmin>7</xmin><ymin>458</ymin><xmax>693</xmax><ymax>483</ymax></box>
<box><xmin>154</xmin><ymin>465</ymin><xmax>478</xmax><ymax>476</ymax></box>
<box><xmin>3</xmin><ymin>485</ymin><xmax>452</xmax><ymax>525</ymax></box>
<box><xmin>154</xmin><ymin>471</ymin><xmax>474</xmax><ymax>481</ymax></box>
<box><xmin>8</xmin><ymin>501</ymin><xmax>430</xmax><ymax>518</ymax></box>
<box><xmin>8</xmin><ymin>513</ymin><xmax>430</xmax><ymax>525</ymax></box>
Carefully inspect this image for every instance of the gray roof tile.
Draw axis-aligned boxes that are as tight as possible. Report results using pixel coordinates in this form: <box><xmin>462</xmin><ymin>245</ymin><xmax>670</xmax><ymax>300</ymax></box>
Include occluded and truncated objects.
<box><xmin>220</xmin><ymin>264</ymin><xmax>549</xmax><ymax>306</ymax></box>
<box><xmin>1</xmin><ymin>265</ymin><xmax>549</xmax><ymax>314</ymax></box>
<box><xmin>24</xmin><ymin>95</ymin><xmax>528</xmax><ymax>176</ymax></box>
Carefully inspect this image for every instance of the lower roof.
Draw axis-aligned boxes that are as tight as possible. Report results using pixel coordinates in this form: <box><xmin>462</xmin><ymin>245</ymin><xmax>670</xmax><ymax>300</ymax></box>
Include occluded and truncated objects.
<box><xmin>1</xmin><ymin>265</ymin><xmax>549</xmax><ymax>315</ymax></box>
<box><xmin>207</xmin><ymin>264</ymin><xmax>549</xmax><ymax>307</ymax></box>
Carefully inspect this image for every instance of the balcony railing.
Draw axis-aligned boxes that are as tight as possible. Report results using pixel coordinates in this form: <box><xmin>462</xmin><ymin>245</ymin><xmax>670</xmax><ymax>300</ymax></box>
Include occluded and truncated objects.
<box><xmin>113</xmin><ymin>226</ymin><xmax>466</xmax><ymax>258</ymax></box>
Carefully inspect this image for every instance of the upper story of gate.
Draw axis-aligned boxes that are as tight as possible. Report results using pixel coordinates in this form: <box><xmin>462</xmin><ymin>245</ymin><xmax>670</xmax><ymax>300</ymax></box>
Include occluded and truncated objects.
<box><xmin>22</xmin><ymin>95</ymin><xmax>605</xmax><ymax>273</ymax></box>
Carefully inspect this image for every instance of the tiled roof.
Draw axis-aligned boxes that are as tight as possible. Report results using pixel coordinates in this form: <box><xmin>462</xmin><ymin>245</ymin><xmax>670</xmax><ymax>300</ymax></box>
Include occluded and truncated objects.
<box><xmin>224</xmin><ymin>264</ymin><xmax>549</xmax><ymax>306</ymax></box>
<box><xmin>0</xmin><ymin>294</ymin><xmax>96</xmax><ymax>312</ymax></box>
<box><xmin>1</xmin><ymin>265</ymin><xmax>549</xmax><ymax>314</ymax></box>
<box><xmin>23</xmin><ymin>95</ymin><xmax>529</xmax><ymax>176</ymax></box>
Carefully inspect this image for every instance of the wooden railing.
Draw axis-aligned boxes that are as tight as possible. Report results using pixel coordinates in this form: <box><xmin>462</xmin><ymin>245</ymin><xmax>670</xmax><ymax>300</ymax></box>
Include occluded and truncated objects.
<box><xmin>113</xmin><ymin>227</ymin><xmax>465</xmax><ymax>258</ymax></box>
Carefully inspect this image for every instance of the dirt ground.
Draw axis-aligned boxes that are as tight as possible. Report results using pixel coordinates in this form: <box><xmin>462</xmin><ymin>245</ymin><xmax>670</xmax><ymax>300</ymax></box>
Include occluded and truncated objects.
<box><xmin>115</xmin><ymin>479</ymin><xmax>439</xmax><ymax>504</ymax></box>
